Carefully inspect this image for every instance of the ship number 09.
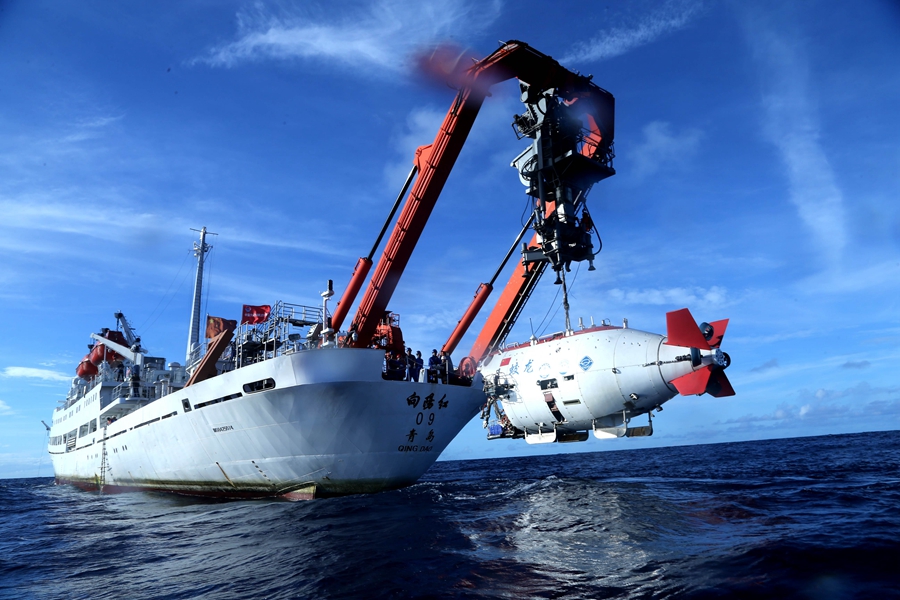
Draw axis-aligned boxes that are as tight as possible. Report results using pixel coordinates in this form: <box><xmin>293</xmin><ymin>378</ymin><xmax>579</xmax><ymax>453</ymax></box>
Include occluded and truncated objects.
<box><xmin>416</xmin><ymin>412</ymin><xmax>435</xmax><ymax>426</ymax></box>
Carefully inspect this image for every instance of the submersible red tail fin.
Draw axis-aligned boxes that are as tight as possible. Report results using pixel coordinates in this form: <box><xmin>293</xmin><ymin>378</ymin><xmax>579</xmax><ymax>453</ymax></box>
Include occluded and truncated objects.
<box><xmin>670</xmin><ymin>366</ymin><xmax>735</xmax><ymax>397</ymax></box>
<box><xmin>665</xmin><ymin>308</ymin><xmax>736</xmax><ymax>397</ymax></box>
<box><xmin>706</xmin><ymin>319</ymin><xmax>729</xmax><ymax>349</ymax></box>
<box><xmin>671</xmin><ymin>366</ymin><xmax>713</xmax><ymax>396</ymax></box>
<box><xmin>706</xmin><ymin>369</ymin><xmax>735</xmax><ymax>397</ymax></box>
<box><xmin>664</xmin><ymin>308</ymin><xmax>710</xmax><ymax>350</ymax></box>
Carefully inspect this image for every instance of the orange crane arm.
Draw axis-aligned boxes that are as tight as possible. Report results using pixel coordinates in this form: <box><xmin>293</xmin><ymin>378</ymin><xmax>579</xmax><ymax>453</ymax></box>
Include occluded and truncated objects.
<box><xmin>347</xmin><ymin>40</ymin><xmax>614</xmax><ymax>350</ymax></box>
<box><xmin>466</xmin><ymin>229</ymin><xmax>549</xmax><ymax>363</ymax></box>
<box><xmin>346</xmin><ymin>85</ymin><xmax>486</xmax><ymax>347</ymax></box>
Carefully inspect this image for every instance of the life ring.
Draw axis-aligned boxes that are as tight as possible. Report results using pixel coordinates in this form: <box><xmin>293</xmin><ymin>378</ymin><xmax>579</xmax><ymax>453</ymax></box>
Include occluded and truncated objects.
<box><xmin>459</xmin><ymin>356</ymin><xmax>477</xmax><ymax>378</ymax></box>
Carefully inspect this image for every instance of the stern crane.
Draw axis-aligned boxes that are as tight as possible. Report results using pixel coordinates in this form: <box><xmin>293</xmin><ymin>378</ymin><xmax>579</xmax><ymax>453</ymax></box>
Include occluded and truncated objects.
<box><xmin>334</xmin><ymin>40</ymin><xmax>615</xmax><ymax>364</ymax></box>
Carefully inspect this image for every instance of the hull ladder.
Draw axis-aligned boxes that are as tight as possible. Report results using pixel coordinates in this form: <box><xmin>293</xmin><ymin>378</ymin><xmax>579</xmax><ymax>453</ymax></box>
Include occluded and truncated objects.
<box><xmin>99</xmin><ymin>426</ymin><xmax>109</xmax><ymax>492</ymax></box>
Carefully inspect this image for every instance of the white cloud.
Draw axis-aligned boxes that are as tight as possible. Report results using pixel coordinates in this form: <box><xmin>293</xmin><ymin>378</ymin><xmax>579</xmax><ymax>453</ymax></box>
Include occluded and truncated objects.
<box><xmin>799</xmin><ymin>259</ymin><xmax>900</xmax><ymax>294</ymax></box>
<box><xmin>0</xmin><ymin>451</ymin><xmax>55</xmax><ymax>479</ymax></box>
<box><xmin>405</xmin><ymin>308</ymin><xmax>467</xmax><ymax>334</ymax></box>
<box><xmin>196</xmin><ymin>0</ymin><xmax>501</xmax><ymax>73</ymax></box>
<box><xmin>76</xmin><ymin>116</ymin><xmax>123</xmax><ymax>129</ymax></box>
<box><xmin>630</xmin><ymin>121</ymin><xmax>702</xmax><ymax>179</ymax></box>
<box><xmin>0</xmin><ymin>400</ymin><xmax>14</xmax><ymax>415</ymax></box>
<box><xmin>607</xmin><ymin>285</ymin><xmax>727</xmax><ymax>308</ymax></box>
<box><xmin>716</xmin><ymin>382</ymin><xmax>900</xmax><ymax>430</ymax></box>
<box><xmin>737</xmin><ymin>349</ymin><xmax>900</xmax><ymax>390</ymax></box>
<box><xmin>743</xmin><ymin>11</ymin><xmax>846</xmax><ymax>267</ymax></box>
<box><xmin>0</xmin><ymin>195</ymin><xmax>352</xmax><ymax>263</ymax></box>
<box><xmin>2</xmin><ymin>367</ymin><xmax>71</xmax><ymax>382</ymax></box>
<box><xmin>384</xmin><ymin>107</ymin><xmax>447</xmax><ymax>187</ymax></box>
<box><xmin>562</xmin><ymin>0</ymin><xmax>703</xmax><ymax>63</ymax></box>
<box><xmin>737</xmin><ymin>328</ymin><xmax>816</xmax><ymax>346</ymax></box>
<box><xmin>0</xmin><ymin>114</ymin><xmax>352</xmax><ymax>257</ymax></box>
<box><xmin>58</xmin><ymin>115</ymin><xmax>124</xmax><ymax>144</ymax></box>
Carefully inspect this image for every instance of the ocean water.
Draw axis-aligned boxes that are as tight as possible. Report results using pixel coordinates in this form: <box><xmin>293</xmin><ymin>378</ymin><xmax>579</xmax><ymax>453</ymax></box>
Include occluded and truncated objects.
<box><xmin>1</xmin><ymin>431</ymin><xmax>898</xmax><ymax>600</ymax></box>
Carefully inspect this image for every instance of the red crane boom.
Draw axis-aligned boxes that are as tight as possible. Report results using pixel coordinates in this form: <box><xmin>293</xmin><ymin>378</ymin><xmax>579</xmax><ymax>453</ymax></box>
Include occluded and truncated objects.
<box><xmin>346</xmin><ymin>40</ymin><xmax>614</xmax><ymax>352</ymax></box>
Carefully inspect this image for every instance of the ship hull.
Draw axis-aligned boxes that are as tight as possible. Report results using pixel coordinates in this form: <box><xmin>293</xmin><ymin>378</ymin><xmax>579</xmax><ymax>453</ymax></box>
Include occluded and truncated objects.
<box><xmin>49</xmin><ymin>348</ymin><xmax>484</xmax><ymax>498</ymax></box>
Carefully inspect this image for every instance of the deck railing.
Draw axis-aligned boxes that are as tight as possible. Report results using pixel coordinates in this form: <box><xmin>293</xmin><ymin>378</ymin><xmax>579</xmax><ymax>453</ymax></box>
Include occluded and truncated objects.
<box><xmin>233</xmin><ymin>301</ymin><xmax>325</xmax><ymax>368</ymax></box>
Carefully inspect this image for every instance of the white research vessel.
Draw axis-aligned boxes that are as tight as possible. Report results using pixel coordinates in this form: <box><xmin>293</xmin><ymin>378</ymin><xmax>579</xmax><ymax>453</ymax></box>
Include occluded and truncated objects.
<box><xmin>47</xmin><ymin>228</ymin><xmax>485</xmax><ymax>499</ymax></box>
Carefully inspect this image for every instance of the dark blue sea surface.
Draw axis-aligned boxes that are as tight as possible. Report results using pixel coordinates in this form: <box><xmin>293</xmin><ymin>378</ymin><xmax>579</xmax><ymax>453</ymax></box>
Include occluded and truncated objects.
<box><xmin>2</xmin><ymin>431</ymin><xmax>899</xmax><ymax>599</ymax></box>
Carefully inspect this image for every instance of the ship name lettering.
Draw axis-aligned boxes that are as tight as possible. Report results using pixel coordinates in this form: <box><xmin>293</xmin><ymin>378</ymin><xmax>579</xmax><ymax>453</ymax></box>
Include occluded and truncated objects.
<box><xmin>212</xmin><ymin>425</ymin><xmax>234</xmax><ymax>433</ymax></box>
<box><xmin>396</xmin><ymin>445</ymin><xmax>434</xmax><ymax>453</ymax></box>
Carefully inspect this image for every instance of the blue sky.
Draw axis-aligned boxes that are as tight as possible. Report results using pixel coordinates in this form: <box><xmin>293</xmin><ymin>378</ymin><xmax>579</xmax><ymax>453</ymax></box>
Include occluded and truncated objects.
<box><xmin>1</xmin><ymin>0</ymin><xmax>898</xmax><ymax>478</ymax></box>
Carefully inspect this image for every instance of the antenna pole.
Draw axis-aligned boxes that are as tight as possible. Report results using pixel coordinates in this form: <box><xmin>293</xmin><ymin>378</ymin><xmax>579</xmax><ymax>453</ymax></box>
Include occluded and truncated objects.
<box><xmin>186</xmin><ymin>227</ymin><xmax>214</xmax><ymax>363</ymax></box>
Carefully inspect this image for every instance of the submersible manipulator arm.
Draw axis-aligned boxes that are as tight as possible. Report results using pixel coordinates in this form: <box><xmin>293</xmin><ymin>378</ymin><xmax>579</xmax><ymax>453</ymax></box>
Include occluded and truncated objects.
<box><xmin>341</xmin><ymin>40</ymin><xmax>615</xmax><ymax>350</ymax></box>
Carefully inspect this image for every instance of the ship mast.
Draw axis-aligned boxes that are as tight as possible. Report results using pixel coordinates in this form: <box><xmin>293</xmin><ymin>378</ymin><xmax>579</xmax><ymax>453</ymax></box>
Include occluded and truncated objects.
<box><xmin>186</xmin><ymin>227</ymin><xmax>214</xmax><ymax>363</ymax></box>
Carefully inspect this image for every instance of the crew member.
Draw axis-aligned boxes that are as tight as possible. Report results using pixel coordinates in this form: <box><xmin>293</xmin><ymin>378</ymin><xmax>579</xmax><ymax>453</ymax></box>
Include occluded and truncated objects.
<box><xmin>414</xmin><ymin>351</ymin><xmax>424</xmax><ymax>383</ymax></box>
<box><xmin>386</xmin><ymin>352</ymin><xmax>403</xmax><ymax>381</ymax></box>
<box><xmin>405</xmin><ymin>348</ymin><xmax>416</xmax><ymax>381</ymax></box>
<box><xmin>130</xmin><ymin>364</ymin><xmax>141</xmax><ymax>398</ymax></box>
<box><xmin>428</xmin><ymin>349</ymin><xmax>441</xmax><ymax>383</ymax></box>
<box><xmin>441</xmin><ymin>351</ymin><xmax>454</xmax><ymax>384</ymax></box>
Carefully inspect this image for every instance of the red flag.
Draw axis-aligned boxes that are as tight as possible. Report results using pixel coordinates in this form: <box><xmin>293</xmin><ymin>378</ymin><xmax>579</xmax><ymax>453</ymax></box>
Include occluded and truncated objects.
<box><xmin>241</xmin><ymin>304</ymin><xmax>271</xmax><ymax>325</ymax></box>
<box><xmin>206</xmin><ymin>316</ymin><xmax>237</xmax><ymax>339</ymax></box>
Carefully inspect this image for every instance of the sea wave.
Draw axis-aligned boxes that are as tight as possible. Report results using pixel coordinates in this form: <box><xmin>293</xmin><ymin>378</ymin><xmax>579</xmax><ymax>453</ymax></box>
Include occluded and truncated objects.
<box><xmin>1</xmin><ymin>431</ymin><xmax>899</xmax><ymax>599</ymax></box>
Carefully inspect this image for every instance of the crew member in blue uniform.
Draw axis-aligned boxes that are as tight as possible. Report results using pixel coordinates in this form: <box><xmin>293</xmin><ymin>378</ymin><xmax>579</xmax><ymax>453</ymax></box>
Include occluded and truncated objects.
<box><xmin>428</xmin><ymin>349</ymin><xmax>441</xmax><ymax>383</ymax></box>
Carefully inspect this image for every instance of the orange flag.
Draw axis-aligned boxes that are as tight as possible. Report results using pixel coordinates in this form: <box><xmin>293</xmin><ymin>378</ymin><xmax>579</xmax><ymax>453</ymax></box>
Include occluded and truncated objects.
<box><xmin>206</xmin><ymin>316</ymin><xmax>237</xmax><ymax>339</ymax></box>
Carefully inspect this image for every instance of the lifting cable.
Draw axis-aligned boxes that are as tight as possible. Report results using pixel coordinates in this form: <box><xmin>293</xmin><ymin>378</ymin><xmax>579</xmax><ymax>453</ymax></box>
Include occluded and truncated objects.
<box><xmin>139</xmin><ymin>247</ymin><xmax>194</xmax><ymax>332</ymax></box>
